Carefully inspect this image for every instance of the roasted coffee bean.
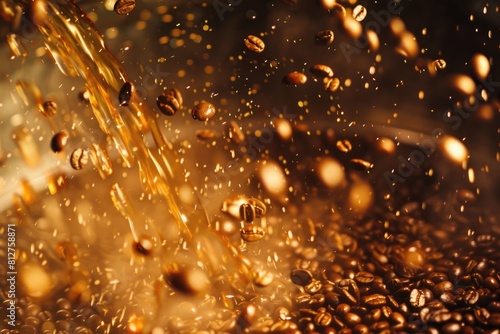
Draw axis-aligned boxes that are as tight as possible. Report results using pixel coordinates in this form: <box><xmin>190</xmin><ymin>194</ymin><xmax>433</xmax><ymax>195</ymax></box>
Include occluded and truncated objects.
<box><xmin>114</xmin><ymin>0</ymin><xmax>135</xmax><ymax>14</ymax></box>
<box><xmin>433</xmin><ymin>281</ymin><xmax>454</xmax><ymax>295</ymax></box>
<box><xmin>310</xmin><ymin>294</ymin><xmax>326</xmax><ymax>308</ymax></box>
<box><xmin>300</xmin><ymin>308</ymin><xmax>318</xmax><ymax>317</ymax></box>
<box><xmin>50</xmin><ymin>131</ymin><xmax>68</xmax><ymax>153</ymax></box>
<box><xmin>394</xmin><ymin>287</ymin><xmax>411</xmax><ymax>302</ymax></box>
<box><xmin>330</xmin><ymin>315</ymin><xmax>346</xmax><ymax>330</ymax></box>
<box><xmin>248</xmin><ymin>198</ymin><xmax>266</xmax><ymax>217</ymax></box>
<box><xmin>42</xmin><ymin>100</ymin><xmax>57</xmax><ymax>117</ymax></box>
<box><xmin>167</xmin><ymin>88</ymin><xmax>183</xmax><ymax>108</ymax></box>
<box><xmin>336</xmin><ymin>303</ymin><xmax>351</xmax><ymax>315</ymax></box>
<box><xmin>369</xmin><ymin>321</ymin><xmax>389</xmax><ymax>331</ymax></box>
<box><xmin>133</xmin><ymin>235</ymin><xmax>154</xmax><ymax>256</ymax></box>
<box><xmin>353</xmin><ymin>324</ymin><xmax>369</xmax><ymax>334</ymax></box>
<box><xmin>361</xmin><ymin>294</ymin><xmax>386</xmax><ymax>307</ymax></box>
<box><xmin>354</xmin><ymin>271</ymin><xmax>374</xmax><ymax>284</ymax></box>
<box><xmin>244</xmin><ymin>35</ymin><xmax>265</xmax><ymax>53</ymax></box>
<box><xmin>118</xmin><ymin>81</ymin><xmax>134</xmax><ymax>106</ymax></box>
<box><xmin>314</xmin><ymin>312</ymin><xmax>332</xmax><ymax>327</ymax></box>
<box><xmin>428</xmin><ymin>272</ymin><xmax>448</xmax><ymax>283</ymax></box>
<box><xmin>324</xmin><ymin>77</ymin><xmax>340</xmax><ymax>92</ymax></box>
<box><xmin>309</xmin><ymin>64</ymin><xmax>334</xmax><ymax>78</ymax></box>
<box><xmin>296</xmin><ymin>293</ymin><xmax>312</xmax><ymax>305</ymax></box>
<box><xmin>291</xmin><ymin>269</ymin><xmax>314</xmax><ymax>286</ymax></box>
<box><xmin>340</xmin><ymin>289</ymin><xmax>357</xmax><ymax>305</ymax></box>
<box><xmin>283</xmin><ymin>71</ymin><xmax>307</xmax><ymax>85</ymax></box>
<box><xmin>315</xmin><ymin>30</ymin><xmax>334</xmax><ymax>46</ymax></box>
<box><xmin>352</xmin><ymin>5</ymin><xmax>367</xmax><ymax>21</ymax></box>
<box><xmin>305</xmin><ymin>280</ymin><xmax>323</xmax><ymax>294</ymax></box>
<box><xmin>440</xmin><ymin>292</ymin><xmax>457</xmax><ymax>305</ymax></box>
<box><xmin>325</xmin><ymin>292</ymin><xmax>340</xmax><ymax>307</ymax></box>
<box><xmin>240</xmin><ymin>225</ymin><xmax>265</xmax><ymax>242</ymax></box>
<box><xmin>191</xmin><ymin>102</ymin><xmax>216</xmax><ymax>121</ymax></box>
<box><xmin>474</xmin><ymin>307</ymin><xmax>490</xmax><ymax>325</ymax></box>
<box><xmin>239</xmin><ymin>203</ymin><xmax>256</xmax><ymax>223</ymax></box>
<box><xmin>432</xmin><ymin>59</ymin><xmax>447</xmax><ymax>71</ymax></box>
<box><xmin>380</xmin><ymin>306</ymin><xmax>392</xmax><ymax>319</ymax></box>
<box><xmin>488</xmin><ymin>301</ymin><xmax>500</xmax><ymax>312</ymax></box>
<box><xmin>390</xmin><ymin>312</ymin><xmax>406</xmax><ymax>328</ymax></box>
<box><xmin>387</xmin><ymin>295</ymin><xmax>399</xmax><ymax>309</ymax></box>
<box><xmin>157</xmin><ymin>94</ymin><xmax>180</xmax><ymax>116</ymax></box>
<box><xmin>472</xmin><ymin>273</ymin><xmax>484</xmax><ymax>287</ymax></box>
<box><xmin>441</xmin><ymin>322</ymin><xmax>462</xmax><ymax>334</ymax></box>
<box><xmin>488</xmin><ymin>313</ymin><xmax>500</xmax><ymax>326</ymax></box>
<box><xmin>226</xmin><ymin>120</ymin><xmax>245</xmax><ymax>144</ymax></box>
<box><xmin>336</xmin><ymin>139</ymin><xmax>352</xmax><ymax>153</ymax></box>
<box><xmin>463</xmin><ymin>289</ymin><xmax>479</xmax><ymax>305</ymax></box>
<box><xmin>387</xmin><ymin>278</ymin><xmax>403</xmax><ymax>293</ymax></box>
<box><xmin>70</xmin><ymin>148</ymin><xmax>89</xmax><ymax>170</ymax></box>
<box><xmin>344</xmin><ymin>312</ymin><xmax>361</xmax><ymax>326</ymax></box>
<box><xmin>484</xmin><ymin>276</ymin><xmax>499</xmax><ymax>290</ymax></box>
<box><xmin>196</xmin><ymin>129</ymin><xmax>217</xmax><ymax>140</ymax></box>
<box><xmin>430</xmin><ymin>308</ymin><xmax>451</xmax><ymax>323</ymax></box>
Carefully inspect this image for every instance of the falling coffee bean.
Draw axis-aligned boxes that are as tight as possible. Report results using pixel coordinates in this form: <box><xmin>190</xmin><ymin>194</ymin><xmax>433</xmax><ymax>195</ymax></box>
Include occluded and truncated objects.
<box><xmin>192</xmin><ymin>102</ymin><xmax>216</xmax><ymax>121</ymax></box>
<box><xmin>114</xmin><ymin>0</ymin><xmax>135</xmax><ymax>15</ymax></box>
<box><xmin>51</xmin><ymin>131</ymin><xmax>69</xmax><ymax>153</ymax></box>
<box><xmin>283</xmin><ymin>71</ymin><xmax>307</xmax><ymax>85</ymax></box>
<box><xmin>42</xmin><ymin>100</ymin><xmax>57</xmax><ymax>117</ymax></box>
<box><xmin>248</xmin><ymin>198</ymin><xmax>267</xmax><ymax>217</ymax></box>
<box><xmin>118</xmin><ymin>81</ymin><xmax>134</xmax><ymax>106</ymax></box>
<box><xmin>70</xmin><ymin>148</ymin><xmax>89</xmax><ymax>170</ymax></box>
<box><xmin>240</xmin><ymin>225</ymin><xmax>265</xmax><ymax>242</ymax></box>
<box><xmin>167</xmin><ymin>88</ymin><xmax>183</xmax><ymax>108</ymax></box>
<box><xmin>309</xmin><ymin>64</ymin><xmax>334</xmax><ymax>78</ymax></box>
<box><xmin>324</xmin><ymin>77</ymin><xmax>340</xmax><ymax>92</ymax></box>
<box><xmin>239</xmin><ymin>203</ymin><xmax>256</xmax><ymax>223</ymax></box>
<box><xmin>244</xmin><ymin>35</ymin><xmax>265</xmax><ymax>53</ymax></box>
<box><xmin>157</xmin><ymin>94</ymin><xmax>180</xmax><ymax>116</ymax></box>
<box><xmin>315</xmin><ymin>30</ymin><xmax>334</xmax><ymax>46</ymax></box>
<box><xmin>353</xmin><ymin>5</ymin><xmax>367</xmax><ymax>21</ymax></box>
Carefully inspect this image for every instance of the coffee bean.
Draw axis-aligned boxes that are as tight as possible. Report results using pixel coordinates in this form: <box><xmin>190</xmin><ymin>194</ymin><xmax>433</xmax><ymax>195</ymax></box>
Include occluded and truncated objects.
<box><xmin>369</xmin><ymin>321</ymin><xmax>389</xmax><ymax>331</ymax></box>
<box><xmin>309</xmin><ymin>64</ymin><xmax>334</xmax><ymax>78</ymax></box>
<box><xmin>315</xmin><ymin>30</ymin><xmax>334</xmax><ymax>46</ymax></box>
<box><xmin>248</xmin><ymin>198</ymin><xmax>267</xmax><ymax>218</ymax></box>
<box><xmin>409</xmin><ymin>289</ymin><xmax>426</xmax><ymax>308</ymax></box>
<box><xmin>387</xmin><ymin>295</ymin><xmax>399</xmax><ymax>309</ymax></box>
<box><xmin>163</xmin><ymin>266</ymin><xmax>210</xmax><ymax>295</ymax></box>
<box><xmin>488</xmin><ymin>301</ymin><xmax>500</xmax><ymax>312</ymax></box>
<box><xmin>336</xmin><ymin>139</ymin><xmax>352</xmax><ymax>153</ymax></box>
<box><xmin>344</xmin><ymin>312</ymin><xmax>361</xmax><ymax>326</ymax></box>
<box><xmin>70</xmin><ymin>148</ymin><xmax>89</xmax><ymax>170</ymax></box>
<box><xmin>133</xmin><ymin>235</ymin><xmax>154</xmax><ymax>256</ymax></box>
<box><xmin>244</xmin><ymin>35</ymin><xmax>265</xmax><ymax>53</ymax></box>
<box><xmin>361</xmin><ymin>294</ymin><xmax>386</xmax><ymax>307</ymax></box>
<box><xmin>283</xmin><ymin>71</ymin><xmax>307</xmax><ymax>85</ymax></box>
<box><xmin>325</xmin><ymin>292</ymin><xmax>340</xmax><ymax>307</ymax></box>
<box><xmin>440</xmin><ymin>292</ymin><xmax>457</xmax><ymax>305</ymax></box>
<box><xmin>432</xmin><ymin>59</ymin><xmax>447</xmax><ymax>71</ymax></box>
<box><xmin>239</xmin><ymin>203</ymin><xmax>256</xmax><ymax>223</ymax></box>
<box><xmin>50</xmin><ymin>131</ymin><xmax>68</xmax><ymax>153</ymax></box>
<box><xmin>314</xmin><ymin>312</ymin><xmax>332</xmax><ymax>327</ymax></box>
<box><xmin>240</xmin><ymin>225</ymin><xmax>265</xmax><ymax>242</ymax></box>
<box><xmin>430</xmin><ymin>308</ymin><xmax>451</xmax><ymax>323</ymax></box>
<box><xmin>463</xmin><ymin>289</ymin><xmax>479</xmax><ymax>305</ymax></box>
<box><xmin>441</xmin><ymin>322</ymin><xmax>462</xmax><ymax>334</ymax></box>
<box><xmin>472</xmin><ymin>273</ymin><xmax>484</xmax><ymax>288</ymax></box>
<box><xmin>226</xmin><ymin>120</ymin><xmax>245</xmax><ymax>145</ymax></box>
<box><xmin>114</xmin><ymin>0</ymin><xmax>135</xmax><ymax>14</ymax></box>
<box><xmin>394</xmin><ymin>287</ymin><xmax>411</xmax><ymax>302</ymax></box>
<box><xmin>488</xmin><ymin>313</ymin><xmax>500</xmax><ymax>326</ymax></box>
<box><xmin>118</xmin><ymin>81</ymin><xmax>134</xmax><ymax>106</ymax></box>
<box><xmin>192</xmin><ymin>102</ymin><xmax>216</xmax><ymax>121</ymax></box>
<box><xmin>157</xmin><ymin>94</ymin><xmax>180</xmax><ymax>116</ymax></box>
<box><xmin>352</xmin><ymin>5</ymin><xmax>367</xmax><ymax>21</ymax></box>
<box><xmin>305</xmin><ymin>280</ymin><xmax>323</xmax><ymax>295</ymax></box>
<box><xmin>196</xmin><ymin>129</ymin><xmax>217</xmax><ymax>140</ymax></box>
<box><xmin>354</xmin><ymin>271</ymin><xmax>374</xmax><ymax>284</ymax></box>
<box><xmin>380</xmin><ymin>306</ymin><xmax>392</xmax><ymax>319</ymax></box>
<box><xmin>324</xmin><ymin>77</ymin><xmax>340</xmax><ymax>92</ymax></box>
<box><xmin>167</xmin><ymin>88</ymin><xmax>183</xmax><ymax>108</ymax></box>
<box><xmin>433</xmin><ymin>281</ymin><xmax>454</xmax><ymax>295</ymax></box>
<box><xmin>390</xmin><ymin>312</ymin><xmax>405</xmax><ymax>328</ymax></box>
<box><xmin>291</xmin><ymin>269</ymin><xmax>314</xmax><ymax>286</ymax></box>
<box><xmin>42</xmin><ymin>100</ymin><xmax>57</xmax><ymax>117</ymax></box>
<box><xmin>336</xmin><ymin>303</ymin><xmax>351</xmax><ymax>315</ymax></box>
<box><xmin>340</xmin><ymin>289</ymin><xmax>357</xmax><ymax>305</ymax></box>
<box><xmin>474</xmin><ymin>307</ymin><xmax>490</xmax><ymax>325</ymax></box>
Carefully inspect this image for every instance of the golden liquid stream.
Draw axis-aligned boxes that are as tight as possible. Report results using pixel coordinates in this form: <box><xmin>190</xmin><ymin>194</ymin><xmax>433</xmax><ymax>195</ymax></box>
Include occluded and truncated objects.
<box><xmin>20</xmin><ymin>0</ymin><xmax>250</xmax><ymax>295</ymax></box>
